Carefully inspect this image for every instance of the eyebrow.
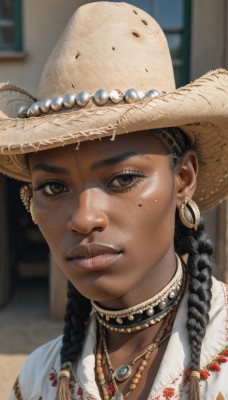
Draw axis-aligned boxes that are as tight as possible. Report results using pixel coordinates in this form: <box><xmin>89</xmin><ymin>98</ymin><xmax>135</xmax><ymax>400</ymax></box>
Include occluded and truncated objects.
<box><xmin>90</xmin><ymin>151</ymin><xmax>147</xmax><ymax>171</ymax></box>
<box><xmin>31</xmin><ymin>152</ymin><xmax>148</xmax><ymax>174</ymax></box>
<box><xmin>31</xmin><ymin>163</ymin><xmax>70</xmax><ymax>175</ymax></box>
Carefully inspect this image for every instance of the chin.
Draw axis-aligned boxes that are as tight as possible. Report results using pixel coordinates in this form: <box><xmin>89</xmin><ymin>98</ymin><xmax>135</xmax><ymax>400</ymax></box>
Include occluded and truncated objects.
<box><xmin>74</xmin><ymin>280</ymin><xmax>127</xmax><ymax>303</ymax></box>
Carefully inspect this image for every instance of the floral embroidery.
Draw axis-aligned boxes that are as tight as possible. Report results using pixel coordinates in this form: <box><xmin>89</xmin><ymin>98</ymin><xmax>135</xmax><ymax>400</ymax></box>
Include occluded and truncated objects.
<box><xmin>199</xmin><ymin>369</ymin><xmax>210</xmax><ymax>380</ymax></box>
<box><xmin>151</xmin><ymin>343</ymin><xmax>228</xmax><ymax>400</ymax></box>
<box><xmin>162</xmin><ymin>386</ymin><xmax>175</xmax><ymax>398</ymax></box>
<box><xmin>49</xmin><ymin>369</ymin><xmax>58</xmax><ymax>387</ymax></box>
<box><xmin>210</xmin><ymin>361</ymin><xmax>221</xmax><ymax>371</ymax></box>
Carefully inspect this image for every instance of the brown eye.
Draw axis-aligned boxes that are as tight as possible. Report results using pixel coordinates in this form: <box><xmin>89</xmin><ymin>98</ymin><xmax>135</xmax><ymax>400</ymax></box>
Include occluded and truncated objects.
<box><xmin>44</xmin><ymin>182</ymin><xmax>67</xmax><ymax>195</ymax></box>
<box><xmin>115</xmin><ymin>175</ymin><xmax>134</xmax><ymax>187</ymax></box>
<box><xmin>44</xmin><ymin>183</ymin><xmax>64</xmax><ymax>195</ymax></box>
<box><xmin>109</xmin><ymin>171</ymin><xmax>145</xmax><ymax>190</ymax></box>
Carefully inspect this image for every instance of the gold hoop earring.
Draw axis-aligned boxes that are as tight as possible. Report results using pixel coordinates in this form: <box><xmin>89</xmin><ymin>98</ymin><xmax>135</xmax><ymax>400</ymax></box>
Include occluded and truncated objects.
<box><xmin>29</xmin><ymin>199</ymin><xmax>37</xmax><ymax>225</ymax></box>
<box><xmin>179</xmin><ymin>197</ymin><xmax>200</xmax><ymax>231</ymax></box>
<box><xmin>20</xmin><ymin>185</ymin><xmax>32</xmax><ymax>212</ymax></box>
<box><xmin>20</xmin><ymin>185</ymin><xmax>37</xmax><ymax>225</ymax></box>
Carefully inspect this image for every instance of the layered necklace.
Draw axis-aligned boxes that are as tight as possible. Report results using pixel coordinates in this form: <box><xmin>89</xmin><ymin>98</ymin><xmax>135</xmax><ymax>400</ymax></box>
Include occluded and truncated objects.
<box><xmin>94</xmin><ymin>255</ymin><xmax>186</xmax><ymax>400</ymax></box>
<box><xmin>92</xmin><ymin>254</ymin><xmax>183</xmax><ymax>333</ymax></box>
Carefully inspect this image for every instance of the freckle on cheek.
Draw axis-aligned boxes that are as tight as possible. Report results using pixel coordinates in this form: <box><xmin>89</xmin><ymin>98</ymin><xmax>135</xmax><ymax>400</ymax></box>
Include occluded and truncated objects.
<box><xmin>138</xmin><ymin>204</ymin><xmax>142</xmax><ymax>207</ymax></box>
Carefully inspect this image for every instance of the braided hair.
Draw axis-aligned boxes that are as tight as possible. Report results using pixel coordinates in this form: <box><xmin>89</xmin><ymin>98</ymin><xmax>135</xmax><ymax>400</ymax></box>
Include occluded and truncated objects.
<box><xmin>54</xmin><ymin>128</ymin><xmax>213</xmax><ymax>400</ymax></box>
<box><xmin>171</xmin><ymin>128</ymin><xmax>213</xmax><ymax>399</ymax></box>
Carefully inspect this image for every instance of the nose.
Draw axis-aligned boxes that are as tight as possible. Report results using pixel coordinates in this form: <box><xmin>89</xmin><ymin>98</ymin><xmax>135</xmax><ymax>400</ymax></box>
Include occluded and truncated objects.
<box><xmin>67</xmin><ymin>189</ymin><xmax>108</xmax><ymax>235</ymax></box>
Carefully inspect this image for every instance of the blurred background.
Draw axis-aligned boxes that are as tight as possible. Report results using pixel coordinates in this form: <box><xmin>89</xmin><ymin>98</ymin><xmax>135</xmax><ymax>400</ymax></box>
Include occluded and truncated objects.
<box><xmin>0</xmin><ymin>0</ymin><xmax>227</xmax><ymax>396</ymax></box>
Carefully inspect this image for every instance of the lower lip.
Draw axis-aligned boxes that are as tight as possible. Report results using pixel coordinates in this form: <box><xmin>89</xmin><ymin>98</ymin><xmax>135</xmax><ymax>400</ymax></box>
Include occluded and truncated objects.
<box><xmin>68</xmin><ymin>253</ymin><xmax>122</xmax><ymax>270</ymax></box>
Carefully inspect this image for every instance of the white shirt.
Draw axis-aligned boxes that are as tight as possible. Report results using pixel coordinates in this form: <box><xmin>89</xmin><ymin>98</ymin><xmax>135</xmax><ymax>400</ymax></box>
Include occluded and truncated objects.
<box><xmin>9</xmin><ymin>277</ymin><xmax>228</xmax><ymax>400</ymax></box>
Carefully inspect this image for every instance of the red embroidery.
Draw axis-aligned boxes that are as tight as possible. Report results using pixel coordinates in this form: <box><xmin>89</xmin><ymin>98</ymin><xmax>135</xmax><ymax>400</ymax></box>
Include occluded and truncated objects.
<box><xmin>49</xmin><ymin>369</ymin><xmax>58</xmax><ymax>387</ymax></box>
<box><xmin>210</xmin><ymin>361</ymin><xmax>221</xmax><ymax>371</ymax></box>
<box><xmin>77</xmin><ymin>386</ymin><xmax>83</xmax><ymax>400</ymax></box>
<box><xmin>216</xmin><ymin>355</ymin><xmax>227</xmax><ymax>363</ymax></box>
<box><xmin>223</xmin><ymin>349</ymin><xmax>228</xmax><ymax>356</ymax></box>
<box><xmin>155</xmin><ymin>343</ymin><xmax>228</xmax><ymax>400</ymax></box>
<box><xmin>162</xmin><ymin>387</ymin><xmax>175</xmax><ymax>398</ymax></box>
<box><xmin>200</xmin><ymin>369</ymin><xmax>210</xmax><ymax>380</ymax></box>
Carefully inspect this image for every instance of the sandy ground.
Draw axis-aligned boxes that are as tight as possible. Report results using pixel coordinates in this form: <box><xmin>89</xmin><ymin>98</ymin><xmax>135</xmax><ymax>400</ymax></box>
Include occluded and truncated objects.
<box><xmin>0</xmin><ymin>279</ymin><xmax>63</xmax><ymax>400</ymax></box>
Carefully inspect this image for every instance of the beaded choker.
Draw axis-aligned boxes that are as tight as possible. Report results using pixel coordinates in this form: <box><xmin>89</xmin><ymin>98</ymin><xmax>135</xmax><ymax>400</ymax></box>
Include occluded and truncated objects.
<box><xmin>92</xmin><ymin>255</ymin><xmax>184</xmax><ymax>333</ymax></box>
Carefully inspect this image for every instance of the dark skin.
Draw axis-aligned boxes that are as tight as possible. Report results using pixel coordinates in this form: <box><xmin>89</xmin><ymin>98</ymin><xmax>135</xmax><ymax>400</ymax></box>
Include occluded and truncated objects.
<box><xmin>29</xmin><ymin>131</ymin><xmax>198</xmax><ymax>399</ymax></box>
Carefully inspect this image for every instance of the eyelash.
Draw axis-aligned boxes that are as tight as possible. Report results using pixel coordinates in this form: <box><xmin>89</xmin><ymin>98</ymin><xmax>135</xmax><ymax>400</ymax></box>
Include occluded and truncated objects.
<box><xmin>33</xmin><ymin>179</ymin><xmax>69</xmax><ymax>198</ymax></box>
<box><xmin>108</xmin><ymin>170</ymin><xmax>146</xmax><ymax>192</ymax></box>
<box><xmin>33</xmin><ymin>170</ymin><xmax>146</xmax><ymax>198</ymax></box>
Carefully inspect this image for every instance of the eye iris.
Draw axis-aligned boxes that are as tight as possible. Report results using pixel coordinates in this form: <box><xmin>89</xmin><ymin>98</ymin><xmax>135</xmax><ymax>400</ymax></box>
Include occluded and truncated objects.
<box><xmin>118</xmin><ymin>175</ymin><xmax>133</xmax><ymax>186</ymax></box>
<box><xmin>50</xmin><ymin>183</ymin><xmax>63</xmax><ymax>193</ymax></box>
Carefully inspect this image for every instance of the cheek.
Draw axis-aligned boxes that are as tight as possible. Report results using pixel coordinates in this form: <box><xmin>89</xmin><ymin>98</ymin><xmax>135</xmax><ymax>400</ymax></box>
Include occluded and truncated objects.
<box><xmin>126</xmin><ymin>174</ymin><xmax>177</xmax><ymax>255</ymax></box>
<box><xmin>32</xmin><ymin>198</ymin><xmax>67</xmax><ymax>249</ymax></box>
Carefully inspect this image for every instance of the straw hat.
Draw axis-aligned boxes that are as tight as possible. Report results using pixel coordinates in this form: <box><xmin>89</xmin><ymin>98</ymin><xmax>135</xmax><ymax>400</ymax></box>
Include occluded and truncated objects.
<box><xmin>0</xmin><ymin>1</ymin><xmax>227</xmax><ymax>211</ymax></box>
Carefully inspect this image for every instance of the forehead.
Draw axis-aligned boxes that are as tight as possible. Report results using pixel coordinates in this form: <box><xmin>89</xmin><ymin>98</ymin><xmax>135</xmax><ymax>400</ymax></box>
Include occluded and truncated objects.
<box><xmin>29</xmin><ymin>131</ymin><xmax>169</xmax><ymax>166</ymax></box>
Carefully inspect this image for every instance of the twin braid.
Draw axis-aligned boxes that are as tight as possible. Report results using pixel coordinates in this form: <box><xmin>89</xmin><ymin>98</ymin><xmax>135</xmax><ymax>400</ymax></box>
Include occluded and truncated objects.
<box><xmin>174</xmin><ymin>210</ymin><xmax>213</xmax><ymax>399</ymax></box>
<box><xmin>60</xmin><ymin>281</ymin><xmax>92</xmax><ymax>366</ymax></box>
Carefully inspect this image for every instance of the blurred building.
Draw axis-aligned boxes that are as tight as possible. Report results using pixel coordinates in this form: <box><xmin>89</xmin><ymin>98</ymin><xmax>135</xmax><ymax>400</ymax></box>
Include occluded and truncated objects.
<box><xmin>0</xmin><ymin>0</ymin><xmax>227</xmax><ymax>316</ymax></box>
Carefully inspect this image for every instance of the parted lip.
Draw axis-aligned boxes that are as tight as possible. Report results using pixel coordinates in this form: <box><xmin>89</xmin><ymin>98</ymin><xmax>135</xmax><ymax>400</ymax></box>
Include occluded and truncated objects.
<box><xmin>66</xmin><ymin>244</ymin><xmax>121</xmax><ymax>259</ymax></box>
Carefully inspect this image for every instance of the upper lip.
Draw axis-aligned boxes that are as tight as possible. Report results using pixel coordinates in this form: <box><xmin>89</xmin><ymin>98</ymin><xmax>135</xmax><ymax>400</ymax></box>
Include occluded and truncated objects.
<box><xmin>66</xmin><ymin>244</ymin><xmax>121</xmax><ymax>259</ymax></box>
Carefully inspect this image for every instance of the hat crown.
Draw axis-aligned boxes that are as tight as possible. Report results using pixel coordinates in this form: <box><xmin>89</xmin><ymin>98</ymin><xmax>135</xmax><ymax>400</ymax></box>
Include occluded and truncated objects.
<box><xmin>38</xmin><ymin>1</ymin><xmax>175</xmax><ymax>100</ymax></box>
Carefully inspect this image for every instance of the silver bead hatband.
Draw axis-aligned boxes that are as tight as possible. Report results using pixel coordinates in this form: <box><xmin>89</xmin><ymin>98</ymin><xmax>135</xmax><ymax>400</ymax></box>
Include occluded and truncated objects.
<box><xmin>18</xmin><ymin>87</ymin><xmax>163</xmax><ymax>118</ymax></box>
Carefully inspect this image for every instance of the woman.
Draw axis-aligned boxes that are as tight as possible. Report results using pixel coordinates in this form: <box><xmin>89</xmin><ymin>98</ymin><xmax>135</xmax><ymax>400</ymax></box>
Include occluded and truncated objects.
<box><xmin>0</xmin><ymin>2</ymin><xmax>227</xmax><ymax>400</ymax></box>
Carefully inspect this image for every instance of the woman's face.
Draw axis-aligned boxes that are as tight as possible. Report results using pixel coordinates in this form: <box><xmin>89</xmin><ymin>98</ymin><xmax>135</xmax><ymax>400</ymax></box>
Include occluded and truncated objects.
<box><xmin>29</xmin><ymin>131</ymin><xmax>195</xmax><ymax>305</ymax></box>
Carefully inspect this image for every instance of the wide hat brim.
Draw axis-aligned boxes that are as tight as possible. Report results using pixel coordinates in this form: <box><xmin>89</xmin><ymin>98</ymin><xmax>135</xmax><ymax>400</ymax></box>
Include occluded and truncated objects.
<box><xmin>0</xmin><ymin>69</ymin><xmax>227</xmax><ymax>211</ymax></box>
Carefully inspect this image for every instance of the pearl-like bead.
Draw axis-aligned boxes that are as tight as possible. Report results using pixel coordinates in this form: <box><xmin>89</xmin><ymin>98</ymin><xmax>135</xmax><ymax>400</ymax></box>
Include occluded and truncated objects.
<box><xmin>93</xmin><ymin>89</ymin><xmax>109</xmax><ymax>105</ymax></box>
<box><xmin>29</xmin><ymin>102</ymin><xmax>41</xmax><ymax>117</ymax></box>
<box><xmin>76</xmin><ymin>91</ymin><xmax>90</xmax><ymax>107</ymax></box>
<box><xmin>63</xmin><ymin>93</ymin><xmax>76</xmax><ymax>108</ymax></box>
<box><xmin>145</xmin><ymin>89</ymin><xmax>160</xmax><ymax>98</ymax></box>
<box><xmin>50</xmin><ymin>96</ymin><xmax>63</xmax><ymax>111</ymax></box>
<box><xmin>146</xmin><ymin>307</ymin><xmax>154</xmax><ymax>316</ymax></box>
<box><xmin>124</xmin><ymin>88</ymin><xmax>139</xmax><ymax>103</ymax></box>
<box><xmin>137</xmin><ymin>90</ymin><xmax>145</xmax><ymax>100</ymax></box>
<box><xmin>40</xmin><ymin>98</ymin><xmax>51</xmax><ymax>113</ymax></box>
<box><xmin>116</xmin><ymin>317</ymin><xmax>123</xmax><ymax>324</ymax></box>
<box><xmin>128</xmin><ymin>314</ymin><xmax>134</xmax><ymax>321</ymax></box>
<box><xmin>158</xmin><ymin>300</ymin><xmax>167</xmax><ymax>310</ymax></box>
<box><xmin>169</xmin><ymin>290</ymin><xmax>176</xmax><ymax>299</ymax></box>
<box><xmin>18</xmin><ymin>105</ymin><xmax>29</xmax><ymax>118</ymax></box>
<box><xmin>109</xmin><ymin>89</ymin><xmax>124</xmax><ymax>103</ymax></box>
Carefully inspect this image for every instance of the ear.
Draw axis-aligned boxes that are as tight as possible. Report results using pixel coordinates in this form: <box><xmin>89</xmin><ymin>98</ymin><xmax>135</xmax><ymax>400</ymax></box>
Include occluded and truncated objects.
<box><xmin>175</xmin><ymin>150</ymin><xmax>199</xmax><ymax>207</ymax></box>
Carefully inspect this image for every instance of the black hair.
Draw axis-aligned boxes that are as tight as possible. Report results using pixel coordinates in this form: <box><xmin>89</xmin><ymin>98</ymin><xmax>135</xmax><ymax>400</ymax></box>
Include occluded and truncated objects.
<box><xmin>56</xmin><ymin>127</ymin><xmax>213</xmax><ymax>400</ymax></box>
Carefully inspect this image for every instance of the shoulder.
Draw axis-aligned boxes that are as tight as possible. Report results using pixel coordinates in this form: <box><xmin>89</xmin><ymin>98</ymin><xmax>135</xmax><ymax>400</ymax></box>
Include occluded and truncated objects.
<box><xmin>12</xmin><ymin>336</ymin><xmax>62</xmax><ymax>400</ymax></box>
